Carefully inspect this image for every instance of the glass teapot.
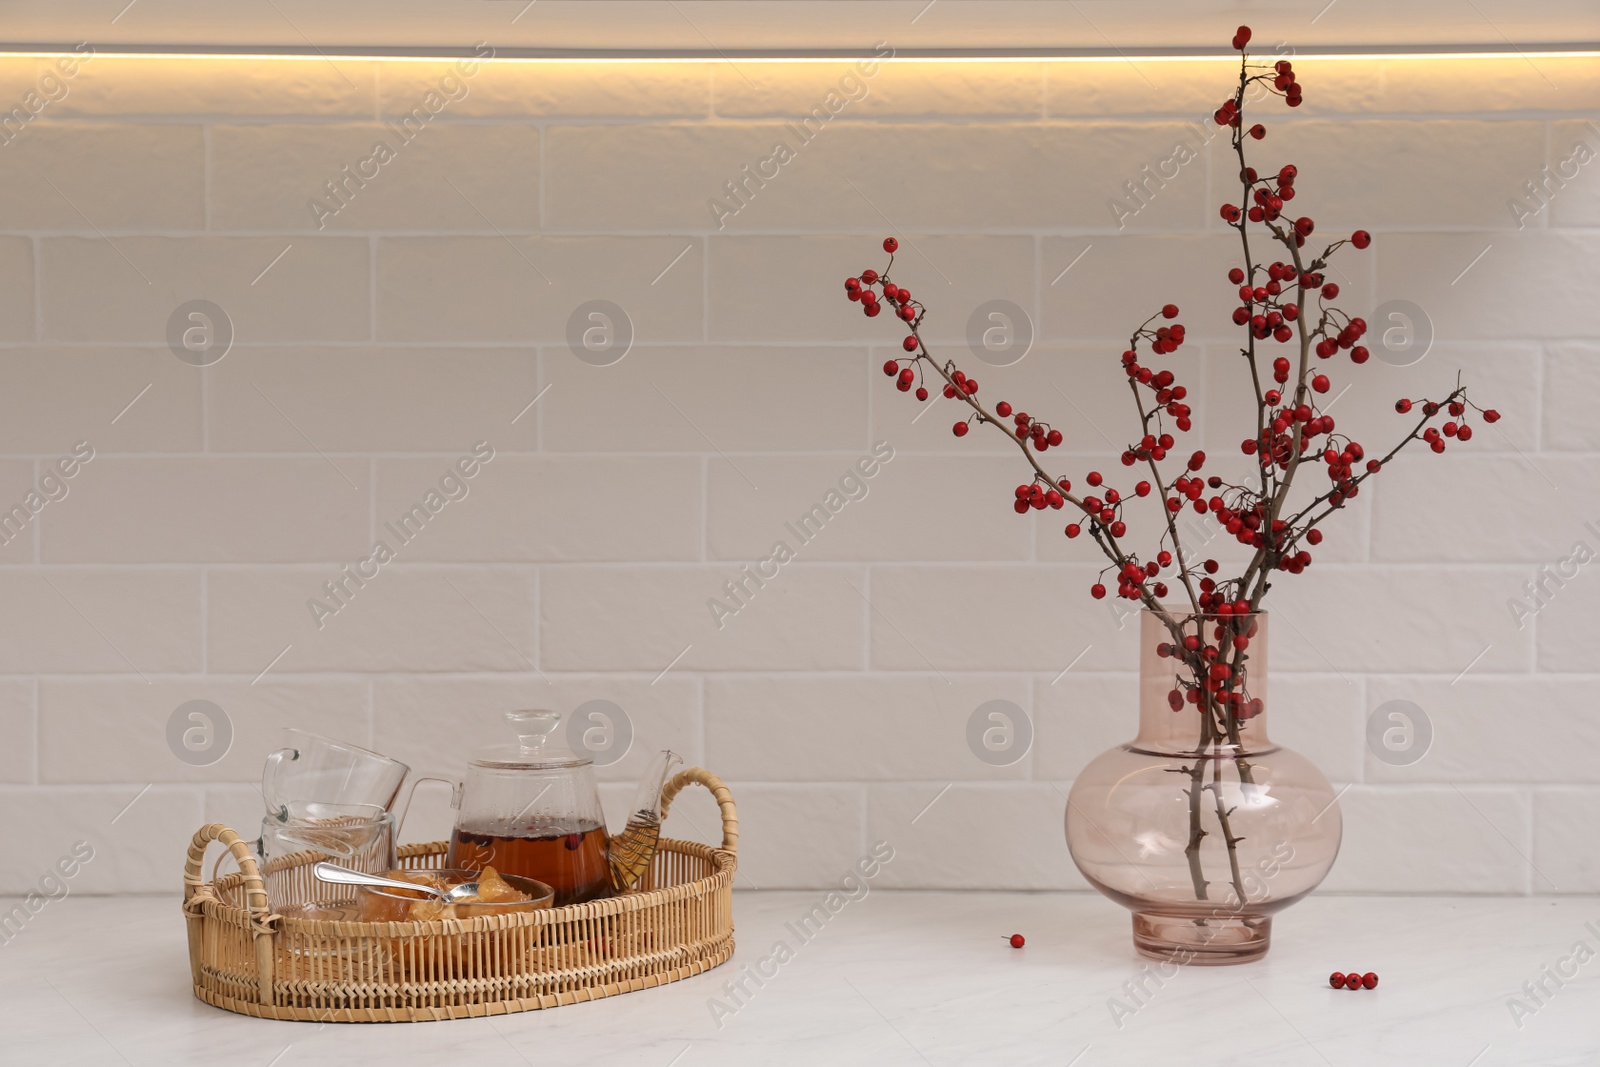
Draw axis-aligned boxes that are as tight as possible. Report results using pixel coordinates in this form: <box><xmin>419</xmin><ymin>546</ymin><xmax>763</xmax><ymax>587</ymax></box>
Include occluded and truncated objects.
<box><xmin>445</xmin><ymin>710</ymin><xmax>682</xmax><ymax>906</ymax></box>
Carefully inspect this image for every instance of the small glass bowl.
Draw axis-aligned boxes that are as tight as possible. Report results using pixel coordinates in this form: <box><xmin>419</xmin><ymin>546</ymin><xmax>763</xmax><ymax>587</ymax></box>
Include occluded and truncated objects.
<box><xmin>356</xmin><ymin>868</ymin><xmax>554</xmax><ymax>922</ymax></box>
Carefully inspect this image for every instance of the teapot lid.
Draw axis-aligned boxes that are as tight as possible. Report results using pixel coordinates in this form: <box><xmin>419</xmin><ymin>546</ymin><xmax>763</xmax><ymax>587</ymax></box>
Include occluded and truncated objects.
<box><xmin>469</xmin><ymin>710</ymin><xmax>591</xmax><ymax>770</ymax></box>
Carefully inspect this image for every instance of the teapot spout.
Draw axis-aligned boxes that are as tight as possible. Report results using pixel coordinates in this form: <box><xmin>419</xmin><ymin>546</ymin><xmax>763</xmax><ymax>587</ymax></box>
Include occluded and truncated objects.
<box><xmin>607</xmin><ymin>750</ymin><xmax>683</xmax><ymax>892</ymax></box>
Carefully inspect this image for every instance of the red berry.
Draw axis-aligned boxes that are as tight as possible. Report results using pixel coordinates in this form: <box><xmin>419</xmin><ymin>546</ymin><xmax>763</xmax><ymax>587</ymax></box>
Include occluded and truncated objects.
<box><xmin>1232</xmin><ymin>25</ymin><xmax>1252</xmax><ymax>49</ymax></box>
<box><xmin>1351</xmin><ymin>345</ymin><xmax>1370</xmax><ymax>364</ymax></box>
<box><xmin>1312</xmin><ymin>374</ymin><xmax>1330</xmax><ymax>393</ymax></box>
<box><xmin>861</xmin><ymin>269</ymin><xmax>878</xmax><ymax>284</ymax></box>
<box><xmin>882</xmin><ymin>360</ymin><xmax>898</xmax><ymax>377</ymax></box>
<box><xmin>864</xmin><ymin>303</ymin><xmax>881</xmax><ymax>317</ymax></box>
<box><xmin>1329</xmin><ymin>972</ymin><xmax>1347</xmax><ymax>988</ymax></box>
<box><xmin>1009</xmin><ymin>934</ymin><xmax>1025</xmax><ymax>948</ymax></box>
<box><xmin>915</xmin><ymin>387</ymin><xmax>928</xmax><ymax>401</ymax></box>
<box><xmin>1362</xmin><ymin>972</ymin><xmax>1378</xmax><ymax>989</ymax></box>
<box><xmin>952</xmin><ymin>421</ymin><xmax>969</xmax><ymax>438</ymax></box>
<box><xmin>1345</xmin><ymin>973</ymin><xmax>1362</xmax><ymax>992</ymax></box>
<box><xmin>1351</xmin><ymin>230</ymin><xmax>1371</xmax><ymax>250</ymax></box>
<box><xmin>902</xmin><ymin>336</ymin><xmax>918</xmax><ymax>352</ymax></box>
<box><xmin>1091</xmin><ymin>584</ymin><xmax>1107</xmax><ymax>599</ymax></box>
<box><xmin>883</xmin><ymin>237</ymin><xmax>899</xmax><ymax>253</ymax></box>
<box><xmin>1110</xmin><ymin>521</ymin><xmax>1126</xmax><ymax>537</ymax></box>
<box><xmin>1483</xmin><ymin>409</ymin><xmax>1501</xmax><ymax>423</ymax></box>
<box><xmin>1306</xmin><ymin>528</ymin><xmax>1323</xmax><ymax>545</ymax></box>
<box><xmin>996</xmin><ymin>401</ymin><xmax>1013</xmax><ymax>417</ymax></box>
<box><xmin>1322</xmin><ymin>283</ymin><xmax>1340</xmax><ymax>300</ymax></box>
<box><xmin>1162</xmin><ymin>304</ymin><xmax>1180</xmax><ymax>319</ymax></box>
<box><xmin>1228</xmin><ymin>267</ymin><xmax>1245</xmax><ymax>284</ymax></box>
<box><xmin>1395</xmin><ymin>399</ymin><xmax>1412</xmax><ymax>414</ymax></box>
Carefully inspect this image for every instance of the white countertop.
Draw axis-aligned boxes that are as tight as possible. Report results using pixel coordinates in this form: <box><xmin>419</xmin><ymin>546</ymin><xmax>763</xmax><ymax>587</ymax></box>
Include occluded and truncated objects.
<box><xmin>1</xmin><ymin>892</ymin><xmax>1595</xmax><ymax>1066</ymax></box>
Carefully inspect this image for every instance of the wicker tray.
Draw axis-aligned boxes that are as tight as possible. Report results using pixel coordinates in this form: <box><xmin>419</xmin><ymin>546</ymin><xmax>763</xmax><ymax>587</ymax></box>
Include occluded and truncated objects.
<box><xmin>181</xmin><ymin>768</ymin><xmax>737</xmax><ymax>1022</ymax></box>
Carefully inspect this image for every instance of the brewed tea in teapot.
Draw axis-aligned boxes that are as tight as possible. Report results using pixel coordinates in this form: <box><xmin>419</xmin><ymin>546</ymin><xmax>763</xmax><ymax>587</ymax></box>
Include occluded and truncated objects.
<box><xmin>445</xmin><ymin>710</ymin><xmax>681</xmax><ymax>906</ymax></box>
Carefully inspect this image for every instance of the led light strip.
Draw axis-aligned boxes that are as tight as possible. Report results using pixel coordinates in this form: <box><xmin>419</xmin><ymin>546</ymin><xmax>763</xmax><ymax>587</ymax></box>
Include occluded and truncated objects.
<box><xmin>0</xmin><ymin>44</ymin><xmax>1595</xmax><ymax>62</ymax></box>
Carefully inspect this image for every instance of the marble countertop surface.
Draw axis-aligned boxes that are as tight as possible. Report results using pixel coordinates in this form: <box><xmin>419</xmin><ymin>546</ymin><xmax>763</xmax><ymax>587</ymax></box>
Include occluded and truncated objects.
<box><xmin>2</xmin><ymin>891</ymin><xmax>1596</xmax><ymax>1066</ymax></box>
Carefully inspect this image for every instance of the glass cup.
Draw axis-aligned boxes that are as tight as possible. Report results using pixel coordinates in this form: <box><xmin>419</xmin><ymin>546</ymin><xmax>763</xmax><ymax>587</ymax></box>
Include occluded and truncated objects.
<box><xmin>255</xmin><ymin>804</ymin><xmax>397</xmax><ymax>914</ymax></box>
<box><xmin>261</xmin><ymin>729</ymin><xmax>411</xmax><ymax>824</ymax></box>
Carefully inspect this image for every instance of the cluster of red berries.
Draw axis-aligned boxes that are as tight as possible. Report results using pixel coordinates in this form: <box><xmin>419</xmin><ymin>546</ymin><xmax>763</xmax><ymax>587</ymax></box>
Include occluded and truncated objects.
<box><xmin>1230</xmin><ymin>255</ymin><xmax>1307</xmax><ymax>343</ymax></box>
<box><xmin>847</xmin><ymin>239</ymin><xmax>919</xmax><ymax>320</ymax></box>
<box><xmin>1330</xmin><ymin>971</ymin><xmax>1379</xmax><ymax>990</ymax></box>
<box><xmin>1274</xmin><ymin>60</ymin><xmax>1303</xmax><ymax>107</ymax></box>
<box><xmin>1222</xmin><ymin>168</ymin><xmax>1339</xmax><ymax>252</ymax></box>
<box><xmin>1091</xmin><ymin>559</ymin><xmax>1171</xmax><ymax>602</ymax></box>
<box><xmin>1245</xmin><ymin>395</ymin><xmax>1365</xmax><ymax>511</ymax></box>
<box><xmin>856</xmin><ymin>238</ymin><xmax>937</xmax><ymax>399</ymax></box>
<box><xmin>1116</xmin><ymin>304</ymin><xmax>1194</xmax><ymax>431</ymax></box>
<box><xmin>1014</xmin><ymin>480</ymin><xmax>1065</xmax><ymax>514</ymax></box>
<box><xmin>1394</xmin><ymin>398</ymin><xmax>1498</xmax><ymax>453</ymax></box>
<box><xmin>1213</xmin><ymin>59</ymin><xmax>1299</xmax><ymax>129</ymax></box>
<box><xmin>1313</xmin><ymin>310</ymin><xmax>1370</xmax><ymax>362</ymax></box>
<box><xmin>999</xmin><ymin>402</ymin><xmax>1063</xmax><ymax>452</ymax></box>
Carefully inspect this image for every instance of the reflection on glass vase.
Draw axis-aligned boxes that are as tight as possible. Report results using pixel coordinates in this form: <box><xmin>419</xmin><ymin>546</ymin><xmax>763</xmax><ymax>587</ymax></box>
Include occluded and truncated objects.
<box><xmin>1065</xmin><ymin>610</ymin><xmax>1341</xmax><ymax>964</ymax></box>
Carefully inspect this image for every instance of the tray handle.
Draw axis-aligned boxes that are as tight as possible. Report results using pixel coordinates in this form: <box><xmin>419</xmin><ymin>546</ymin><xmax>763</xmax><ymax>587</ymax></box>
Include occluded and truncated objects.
<box><xmin>660</xmin><ymin>767</ymin><xmax>738</xmax><ymax>855</ymax></box>
<box><xmin>183</xmin><ymin>823</ymin><xmax>276</xmax><ymax>1007</ymax></box>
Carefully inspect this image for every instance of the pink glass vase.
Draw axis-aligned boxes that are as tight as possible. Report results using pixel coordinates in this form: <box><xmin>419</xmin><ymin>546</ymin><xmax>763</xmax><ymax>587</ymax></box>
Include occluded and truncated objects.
<box><xmin>1065</xmin><ymin>610</ymin><xmax>1341</xmax><ymax>964</ymax></box>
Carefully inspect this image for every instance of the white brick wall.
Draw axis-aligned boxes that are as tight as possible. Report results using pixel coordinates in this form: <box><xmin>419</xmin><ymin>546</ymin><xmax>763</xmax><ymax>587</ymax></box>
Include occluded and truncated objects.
<box><xmin>0</xmin><ymin>53</ymin><xmax>1593</xmax><ymax>896</ymax></box>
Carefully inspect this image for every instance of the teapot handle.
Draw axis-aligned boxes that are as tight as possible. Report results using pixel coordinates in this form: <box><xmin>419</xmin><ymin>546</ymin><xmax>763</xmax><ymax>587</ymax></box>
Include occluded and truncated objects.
<box><xmin>660</xmin><ymin>767</ymin><xmax>738</xmax><ymax>855</ymax></box>
<box><xmin>391</xmin><ymin>775</ymin><xmax>462</xmax><ymax>833</ymax></box>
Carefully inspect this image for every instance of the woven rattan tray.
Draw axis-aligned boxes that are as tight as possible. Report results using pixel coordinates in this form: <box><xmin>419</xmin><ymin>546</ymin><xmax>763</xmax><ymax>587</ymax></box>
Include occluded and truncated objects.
<box><xmin>181</xmin><ymin>768</ymin><xmax>737</xmax><ymax>1022</ymax></box>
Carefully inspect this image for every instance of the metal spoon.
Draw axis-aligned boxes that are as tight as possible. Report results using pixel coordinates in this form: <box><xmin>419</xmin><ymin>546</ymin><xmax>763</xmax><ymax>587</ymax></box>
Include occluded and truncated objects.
<box><xmin>312</xmin><ymin>861</ymin><xmax>481</xmax><ymax>903</ymax></box>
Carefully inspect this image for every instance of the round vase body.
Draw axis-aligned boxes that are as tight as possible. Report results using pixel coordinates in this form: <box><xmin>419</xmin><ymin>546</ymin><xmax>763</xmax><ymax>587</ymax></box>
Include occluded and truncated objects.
<box><xmin>1066</xmin><ymin>610</ymin><xmax>1341</xmax><ymax>964</ymax></box>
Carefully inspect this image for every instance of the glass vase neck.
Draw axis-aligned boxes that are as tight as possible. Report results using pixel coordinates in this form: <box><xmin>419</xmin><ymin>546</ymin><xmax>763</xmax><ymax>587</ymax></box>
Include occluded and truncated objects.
<box><xmin>1134</xmin><ymin>608</ymin><xmax>1271</xmax><ymax>751</ymax></box>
